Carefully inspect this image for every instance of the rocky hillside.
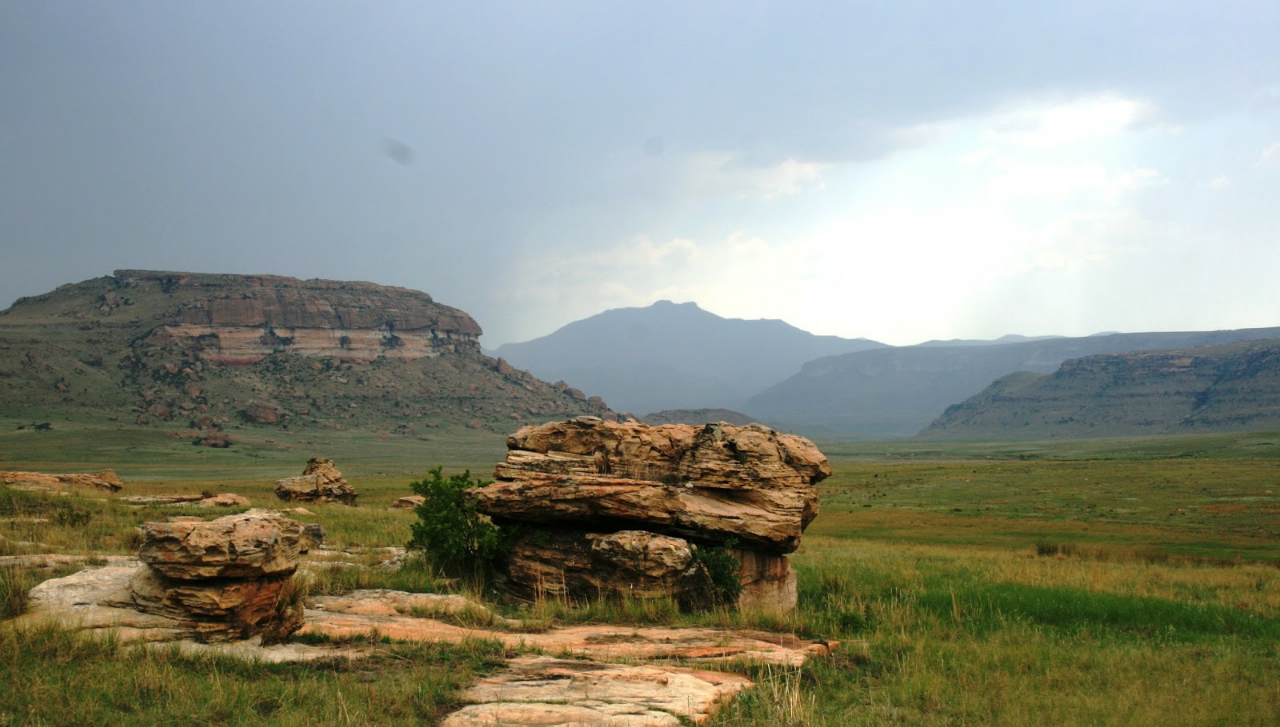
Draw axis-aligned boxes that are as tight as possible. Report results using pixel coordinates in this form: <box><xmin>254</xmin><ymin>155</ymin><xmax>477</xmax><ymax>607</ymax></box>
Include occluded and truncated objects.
<box><xmin>0</xmin><ymin>271</ymin><xmax>608</xmax><ymax>434</ymax></box>
<box><xmin>747</xmin><ymin>327</ymin><xmax>1280</xmax><ymax>436</ymax></box>
<box><xmin>920</xmin><ymin>339</ymin><xmax>1280</xmax><ymax>439</ymax></box>
<box><xmin>494</xmin><ymin>300</ymin><xmax>884</xmax><ymax>414</ymax></box>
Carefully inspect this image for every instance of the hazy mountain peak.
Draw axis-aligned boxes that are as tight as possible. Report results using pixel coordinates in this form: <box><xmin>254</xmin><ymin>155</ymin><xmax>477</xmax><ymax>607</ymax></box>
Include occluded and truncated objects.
<box><xmin>495</xmin><ymin>302</ymin><xmax>884</xmax><ymax>413</ymax></box>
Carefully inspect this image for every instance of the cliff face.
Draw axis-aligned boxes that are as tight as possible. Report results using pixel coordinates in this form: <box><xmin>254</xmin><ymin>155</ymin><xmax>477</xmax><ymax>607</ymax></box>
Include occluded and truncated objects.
<box><xmin>117</xmin><ymin>271</ymin><xmax>482</xmax><ymax>365</ymax></box>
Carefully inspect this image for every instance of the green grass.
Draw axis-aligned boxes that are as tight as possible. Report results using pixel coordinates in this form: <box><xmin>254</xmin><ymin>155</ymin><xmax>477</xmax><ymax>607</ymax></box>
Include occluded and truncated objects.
<box><xmin>0</xmin><ymin>625</ymin><xmax>506</xmax><ymax>726</ymax></box>
<box><xmin>4</xmin><ymin>431</ymin><xmax>1280</xmax><ymax>725</ymax></box>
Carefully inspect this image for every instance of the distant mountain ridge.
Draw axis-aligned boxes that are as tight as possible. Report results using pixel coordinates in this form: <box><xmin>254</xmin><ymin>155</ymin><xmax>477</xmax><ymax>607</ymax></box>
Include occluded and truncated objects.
<box><xmin>493</xmin><ymin>301</ymin><xmax>884</xmax><ymax>414</ymax></box>
<box><xmin>921</xmin><ymin>338</ymin><xmax>1280</xmax><ymax>439</ymax></box>
<box><xmin>746</xmin><ymin>327</ymin><xmax>1280</xmax><ymax>436</ymax></box>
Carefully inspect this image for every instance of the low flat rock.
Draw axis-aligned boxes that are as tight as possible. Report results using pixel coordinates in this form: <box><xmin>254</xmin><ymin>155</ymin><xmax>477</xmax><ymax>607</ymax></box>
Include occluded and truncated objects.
<box><xmin>442</xmin><ymin>656</ymin><xmax>752</xmax><ymax>726</ymax></box>
<box><xmin>302</xmin><ymin>591</ymin><xmax>834</xmax><ymax>666</ymax></box>
<box><xmin>1</xmin><ymin>468</ymin><xmax>124</xmax><ymax>493</ymax></box>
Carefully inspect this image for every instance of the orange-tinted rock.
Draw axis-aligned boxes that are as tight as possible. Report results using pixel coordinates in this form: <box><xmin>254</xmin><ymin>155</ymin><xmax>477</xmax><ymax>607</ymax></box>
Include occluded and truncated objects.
<box><xmin>0</xmin><ymin>468</ymin><xmax>124</xmax><ymax>493</ymax></box>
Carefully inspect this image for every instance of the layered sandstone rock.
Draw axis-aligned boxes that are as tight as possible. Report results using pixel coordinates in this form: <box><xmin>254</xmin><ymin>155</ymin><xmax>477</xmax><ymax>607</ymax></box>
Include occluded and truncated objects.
<box><xmin>274</xmin><ymin>457</ymin><xmax>357</xmax><ymax>505</ymax></box>
<box><xmin>1</xmin><ymin>468</ymin><xmax>124</xmax><ymax>493</ymax></box>
<box><xmin>23</xmin><ymin>509</ymin><xmax>315</xmax><ymax>643</ymax></box>
<box><xmin>472</xmin><ymin>418</ymin><xmax>828</xmax><ymax>611</ymax></box>
<box><xmin>119</xmin><ymin>270</ymin><xmax>483</xmax><ymax>365</ymax></box>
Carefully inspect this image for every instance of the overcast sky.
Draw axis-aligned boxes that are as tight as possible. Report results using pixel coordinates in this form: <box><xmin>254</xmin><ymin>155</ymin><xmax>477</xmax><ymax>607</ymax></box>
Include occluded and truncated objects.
<box><xmin>2</xmin><ymin>2</ymin><xmax>1277</xmax><ymax>346</ymax></box>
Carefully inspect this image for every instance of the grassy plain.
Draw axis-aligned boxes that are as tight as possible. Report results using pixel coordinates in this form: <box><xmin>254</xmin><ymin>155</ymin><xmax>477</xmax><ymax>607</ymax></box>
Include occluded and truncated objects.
<box><xmin>2</xmin><ymin>424</ymin><xmax>1279</xmax><ymax>725</ymax></box>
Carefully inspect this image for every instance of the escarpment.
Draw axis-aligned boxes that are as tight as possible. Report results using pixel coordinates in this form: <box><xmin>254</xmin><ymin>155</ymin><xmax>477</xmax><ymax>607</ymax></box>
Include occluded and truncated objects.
<box><xmin>118</xmin><ymin>270</ymin><xmax>482</xmax><ymax>365</ymax></box>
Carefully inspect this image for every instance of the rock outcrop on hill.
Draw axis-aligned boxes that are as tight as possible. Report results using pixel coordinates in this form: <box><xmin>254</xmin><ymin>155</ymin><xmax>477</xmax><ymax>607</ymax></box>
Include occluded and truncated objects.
<box><xmin>470</xmin><ymin>417</ymin><xmax>830</xmax><ymax>611</ymax></box>
<box><xmin>23</xmin><ymin>509</ymin><xmax>315</xmax><ymax>643</ymax></box>
<box><xmin>275</xmin><ymin>457</ymin><xmax>357</xmax><ymax>505</ymax></box>
<box><xmin>748</xmin><ymin>326</ymin><xmax>1280</xmax><ymax>435</ymax></box>
<box><xmin>119</xmin><ymin>270</ymin><xmax>482</xmax><ymax>365</ymax></box>
<box><xmin>920</xmin><ymin>338</ymin><xmax>1280</xmax><ymax>439</ymax></box>
<box><xmin>0</xmin><ymin>270</ymin><xmax>610</xmax><ymax>432</ymax></box>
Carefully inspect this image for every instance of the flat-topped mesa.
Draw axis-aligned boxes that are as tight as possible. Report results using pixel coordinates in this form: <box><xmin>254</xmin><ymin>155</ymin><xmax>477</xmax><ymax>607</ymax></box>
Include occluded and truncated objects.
<box><xmin>473</xmin><ymin>417</ymin><xmax>830</xmax><ymax>553</ymax></box>
<box><xmin>116</xmin><ymin>270</ymin><xmax>482</xmax><ymax>364</ymax></box>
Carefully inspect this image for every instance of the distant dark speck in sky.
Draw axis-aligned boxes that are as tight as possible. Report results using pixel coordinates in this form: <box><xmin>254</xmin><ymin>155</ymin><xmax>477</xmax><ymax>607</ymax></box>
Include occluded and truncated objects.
<box><xmin>383</xmin><ymin>138</ymin><xmax>414</xmax><ymax>165</ymax></box>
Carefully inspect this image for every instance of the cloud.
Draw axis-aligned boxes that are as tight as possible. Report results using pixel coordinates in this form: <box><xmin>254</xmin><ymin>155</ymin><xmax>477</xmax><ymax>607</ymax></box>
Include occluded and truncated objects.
<box><xmin>1209</xmin><ymin>175</ymin><xmax>1231</xmax><ymax>189</ymax></box>
<box><xmin>1260</xmin><ymin>142</ymin><xmax>1280</xmax><ymax>165</ymax></box>
<box><xmin>986</xmin><ymin>95</ymin><xmax>1161</xmax><ymax>147</ymax></box>
<box><xmin>682</xmin><ymin>153</ymin><xmax>829</xmax><ymax>200</ymax></box>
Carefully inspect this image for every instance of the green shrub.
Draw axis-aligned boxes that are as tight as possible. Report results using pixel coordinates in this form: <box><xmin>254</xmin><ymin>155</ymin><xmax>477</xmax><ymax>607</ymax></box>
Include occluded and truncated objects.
<box><xmin>406</xmin><ymin>466</ymin><xmax>505</xmax><ymax>581</ymax></box>
<box><xmin>689</xmin><ymin>540</ymin><xmax>743</xmax><ymax>610</ymax></box>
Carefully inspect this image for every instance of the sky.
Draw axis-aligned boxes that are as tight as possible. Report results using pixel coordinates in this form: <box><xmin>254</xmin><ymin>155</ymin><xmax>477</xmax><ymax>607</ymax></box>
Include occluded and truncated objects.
<box><xmin>2</xmin><ymin>1</ymin><xmax>1278</xmax><ymax>347</ymax></box>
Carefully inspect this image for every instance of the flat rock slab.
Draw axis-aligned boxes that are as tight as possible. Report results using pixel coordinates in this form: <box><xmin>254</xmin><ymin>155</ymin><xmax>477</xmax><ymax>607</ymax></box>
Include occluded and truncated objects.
<box><xmin>1</xmin><ymin>469</ymin><xmax>124</xmax><ymax>493</ymax></box>
<box><xmin>303</xmin><ymin>592</ymin><xmax>834</xmax><ymax>666</ymax></box>
<box><xmin>442</xmin><ymin>656</ymin><xmax>752</xmax><ymax>726</ymax></box>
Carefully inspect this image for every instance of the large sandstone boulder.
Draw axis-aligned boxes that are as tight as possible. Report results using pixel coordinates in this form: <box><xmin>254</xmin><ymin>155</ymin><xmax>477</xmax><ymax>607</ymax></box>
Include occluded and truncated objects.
<box><xmin>139</xmin><ymin>508</ymin><xmax>309</xmax><ymax>579</ymax></box>
<box><xmin>471</xmin><ymin>418</ymin><xmax>828</xmax><ymax>612</ymax></box>
<box><xmin>474</xmin><ymin>418</ymin><xmax>829</xmax><ymax>553</ymax></box>
<box><xmin>274</xmin><ymin>457</ymin><xmax>357</xmax><ymax>505</ymax></box>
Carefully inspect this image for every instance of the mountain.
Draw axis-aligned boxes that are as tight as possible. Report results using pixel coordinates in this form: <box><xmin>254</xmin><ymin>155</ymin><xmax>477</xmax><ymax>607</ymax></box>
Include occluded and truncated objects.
<box><xmin>0</xmin><ymin>271</ymin><xmax>609</xmax><ymax>434</ymax></box>
<box><xmin>492</xmin><ymin>301</ymin><xmax>884</xmax><ymax>414</ymax></box>
<box><xmin>916</xmin><ymin>334</ymin><xmax>1066</xmax><ymax>347</ymax></box>
<box><xmin>920</xmin><ymin>339</ymin><xmax>1280</xmax><ymax>439</ymax></box>
<box><xmin>640</xmin><ymin>408</ymin><xmax>759</xmax><ymax>426</ymax></box>
<box><xmin>746</xmin><ymin>327</ymin><xmax>1280</xmax><ymax>436</ymax></box>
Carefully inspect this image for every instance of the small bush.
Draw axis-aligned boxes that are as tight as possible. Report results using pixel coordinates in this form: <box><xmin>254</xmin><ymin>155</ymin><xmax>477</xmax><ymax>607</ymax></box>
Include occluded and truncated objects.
<box><xmin>689</xmin><ymin>540</ymin><xmax>743</xmax><ymax>610</ymax></box>
<box><xmin>407</xmin><ymin>467</ymin><xmax>505</xmax><ymax>582</ymax></box>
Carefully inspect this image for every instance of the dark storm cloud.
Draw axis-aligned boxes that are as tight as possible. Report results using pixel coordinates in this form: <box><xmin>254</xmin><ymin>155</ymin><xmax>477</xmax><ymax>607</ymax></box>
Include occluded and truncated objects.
<box><xmin>1</xmin><ymin>1</ymin><xmax>1277</xmax><ymax>341</ymax></box>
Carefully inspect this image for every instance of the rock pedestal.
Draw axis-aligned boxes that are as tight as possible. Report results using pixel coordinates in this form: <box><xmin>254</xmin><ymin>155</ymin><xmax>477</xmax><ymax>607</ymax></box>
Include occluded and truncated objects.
<box><xmin>471</xmin><ymin>417</ymin><xmax>829</xmax><ymax>611</ymax></box>
<box><xmin>23</xmin><ymin>509</ymin><xmax>316</xmax><ymax>644</ymax></box>
<box><xmin>274</xmin><ymin>457</ymin><xmax>357</xmax><ymax>505</ymax></box>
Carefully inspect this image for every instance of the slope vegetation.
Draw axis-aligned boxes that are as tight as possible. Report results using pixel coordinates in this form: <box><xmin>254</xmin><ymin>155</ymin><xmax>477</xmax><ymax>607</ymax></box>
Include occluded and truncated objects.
<box><xmin>920</xmin><ymin>339</ymin><xmax>1280</xmax><ymax>439</ymax></box>
<box><xmin>0</xmin><ymin>271</ymin><xmax>607</xmax><ymax>434</ymax></box>
<box><xmin>747</xmin><ymin>328</ymin><xmax>1280</xmax><ymax>436</ymax></box>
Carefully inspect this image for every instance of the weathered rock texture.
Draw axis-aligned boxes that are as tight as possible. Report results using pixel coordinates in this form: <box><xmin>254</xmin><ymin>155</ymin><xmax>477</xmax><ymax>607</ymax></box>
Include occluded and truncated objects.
<box><xmin>274</xmin><ymin>457</ymin><xmax>357</xmax><ymax>505</ymax></box>
<box><xmin>471</xmin><ymin>417</ymin><xmax>829</xmax><ymax>611</ymax></box>
<box><xmin>1</xmin><ymin>468</ymin><xmax>124</xmax><ymax>493</ymax></box>
<box><xmin>23</xmin><ymin>509</ymin><xmax>315</xmax><ymax>643</ymax></box>
<box><xmin>302</xmin><ymin>590</ymin><xmax>835</xmax><ymax>665</ymax></box>
<box><xmin>442</xmin><ymin>656</ymin><xmax>752</xmax><ymax>727</ymax></box>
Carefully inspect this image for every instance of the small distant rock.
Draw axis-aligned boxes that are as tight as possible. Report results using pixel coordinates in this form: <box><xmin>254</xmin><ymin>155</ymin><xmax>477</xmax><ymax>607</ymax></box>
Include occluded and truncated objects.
<box><xmin>192</xmin><ymin>433</ymin><xmax>233</xmax><ymax>448</ymax></box>
<box><xmin>391</xmin><ymin>495</ymin><xmax>425</xmax><ymax>510</ymax></box>
<box><xmin>242</xmin><ymin>403</ymin><xmax>281</xmax><ymax>424</ymax></box>
<box><xmin>274</xmin><ymin>457</ymin><xmax>357</xmax><ymax>505</ymax></box>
